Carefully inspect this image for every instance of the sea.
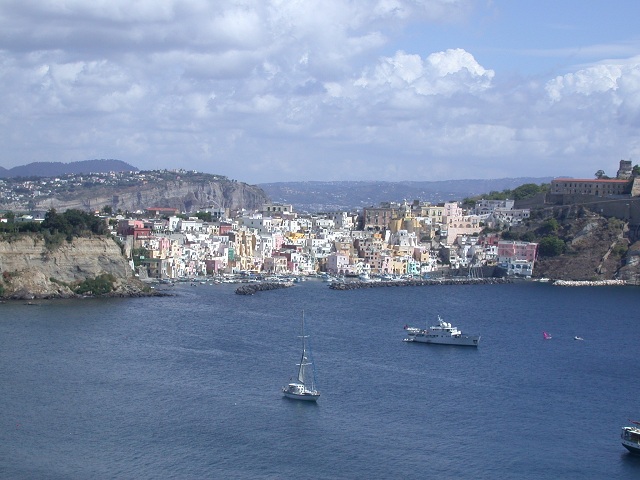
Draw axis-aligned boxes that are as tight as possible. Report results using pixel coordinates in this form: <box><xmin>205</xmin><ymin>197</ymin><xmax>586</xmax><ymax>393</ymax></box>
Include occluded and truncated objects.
<box><xmin>1</xmin><ymin>279</ymin><xmax>640</xmax><ymax>480</ymax></box>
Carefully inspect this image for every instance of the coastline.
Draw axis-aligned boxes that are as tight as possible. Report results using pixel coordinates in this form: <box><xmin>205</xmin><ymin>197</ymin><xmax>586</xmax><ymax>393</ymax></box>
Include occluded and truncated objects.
<box><xmin>329</xmin><ymin>277</ymin><xmax>513</xmax><ymax>290</ymax></box>
<box><xmin>551</xmin><ymin>279</ymin><xmax>626</xmax><ymax>287</ymax></box>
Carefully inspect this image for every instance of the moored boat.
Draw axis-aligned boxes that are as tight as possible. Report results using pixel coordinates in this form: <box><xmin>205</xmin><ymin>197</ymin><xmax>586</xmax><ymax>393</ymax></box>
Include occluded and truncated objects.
<box><xmin>621</xmin><ymin>421</ymin><xmax>640</xmax><ymax>454</ymax></box>
<box><xmin>403</xmin><ymin>315</ymin><xmax>480</xmax><ymax>347</ymax></box>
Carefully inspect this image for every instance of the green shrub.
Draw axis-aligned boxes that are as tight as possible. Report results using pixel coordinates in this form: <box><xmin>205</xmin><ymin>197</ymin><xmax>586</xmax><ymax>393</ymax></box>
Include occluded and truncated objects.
<box><xmin>74</xmin><ymin>274</ymin><xmax>117</xmax><ymax>295</ymax></box>
<box><xmin>611</xmin><ymin>243</ymin><xmax>628</xmax><ymax>257</ymax></box>
<box><xmin>538</xmin><ymin>236</ymin><xmax>566</xmax><ymax>257</ymax></box>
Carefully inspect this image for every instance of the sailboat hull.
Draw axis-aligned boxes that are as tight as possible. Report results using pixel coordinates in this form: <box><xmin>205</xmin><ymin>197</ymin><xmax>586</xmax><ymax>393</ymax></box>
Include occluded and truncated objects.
<box><xmin>283</xmin><ymin>311</ymin><xmax>320</xmax><ymax>401</ymax></box>
<box><xmin>282</xmin><ymin>390</ymin><xmax>320</xmax><ymax>401</ymax></box>
<box><xmin>283</xmin><ymin>383</ymin><xmax>320</xmax><ymax>401</ymax></box>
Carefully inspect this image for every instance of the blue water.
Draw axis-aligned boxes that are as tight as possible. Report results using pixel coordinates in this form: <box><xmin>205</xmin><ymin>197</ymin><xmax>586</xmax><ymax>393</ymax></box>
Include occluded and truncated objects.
<box><xmin>1</xmin><ymin>280</ymin><xmax>640</xmax><ymax>479</ymax></box>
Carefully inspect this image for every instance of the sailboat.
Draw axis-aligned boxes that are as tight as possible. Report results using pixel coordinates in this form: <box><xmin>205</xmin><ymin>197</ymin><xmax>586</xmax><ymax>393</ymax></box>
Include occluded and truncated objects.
<box><xmin>282</xmin><ymin>310</ymin><xmax>320</xmax><ymax>402</ymax></box>
<box><xmin>543</xmin><ymin>331</ymin><xmax>552</xmax><ymax>340</ymax></box>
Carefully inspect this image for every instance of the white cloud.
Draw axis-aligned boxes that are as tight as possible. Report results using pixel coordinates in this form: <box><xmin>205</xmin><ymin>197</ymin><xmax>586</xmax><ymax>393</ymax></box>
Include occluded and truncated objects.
<box><xmin>0</xmin><ymin>0</ymin><xmax>639</xmax><ymax>183</ymax></box>
<box><xmin>545</xmin><ymin>64</ymin><xmax>624</xmax><ymax>101</ymax></box>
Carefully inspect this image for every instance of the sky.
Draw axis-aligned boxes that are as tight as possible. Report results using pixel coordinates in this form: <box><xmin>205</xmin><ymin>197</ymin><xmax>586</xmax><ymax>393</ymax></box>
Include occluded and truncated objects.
<box><xmin>1</xmin><ymin>0</ymin><xmax>640</xmax><ymax>184</ymax></box>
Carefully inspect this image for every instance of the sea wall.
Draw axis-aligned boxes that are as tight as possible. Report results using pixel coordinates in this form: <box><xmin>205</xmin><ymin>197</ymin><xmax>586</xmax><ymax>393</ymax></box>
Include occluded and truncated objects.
<box><xmin>235</xmin><ymin>282</ymin><xmax>294</xmax><ymax>295</ymax></box>
<box><xmin>329</xmin><ymin>277</ymin><xmax>512</xmax><ymax>290</ymax></box>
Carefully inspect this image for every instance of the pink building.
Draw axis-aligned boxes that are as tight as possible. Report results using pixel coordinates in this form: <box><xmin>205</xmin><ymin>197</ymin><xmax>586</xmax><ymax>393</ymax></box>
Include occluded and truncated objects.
<box><xmin>326</xmin><ymin>252</ymin><xmax>350</xmax><ymax>274</ymax></box>
<box><xmin>497</xmin><ymin>241</ymin><xmax>538</xmax><ymax>262</ymax></box>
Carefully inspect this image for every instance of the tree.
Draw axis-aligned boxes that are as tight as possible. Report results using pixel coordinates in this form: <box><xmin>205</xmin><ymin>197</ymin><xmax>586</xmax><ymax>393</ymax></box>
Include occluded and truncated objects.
<box><xmin>42</xmin><ymin>208</ymin><xmax>71</xmax><ymax>236</ymax></box>
<box><xmin>538</xmin><ymin>218</ymin><xmax>559</xmax><ymax>236</ymax></box>
<box><xmin>538</xmin><ymin>236</ymin><xmax>565</xmax><ymax>257</ymax></box>
<box><xmin>511</xmin><ymin>183</ymin><xmax>548</xmax><ymax>200</ymax></box>
<box><xmin>595</xmin><ymin>170</ymin><xmax>609</xmax><ymax>179</ymax></box>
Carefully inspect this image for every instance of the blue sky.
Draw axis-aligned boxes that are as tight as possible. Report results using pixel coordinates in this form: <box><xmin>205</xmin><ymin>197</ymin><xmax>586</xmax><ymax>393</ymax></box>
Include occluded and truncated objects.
<box><xmin>1</xmin><ymin>0</ymin><xmax>640</xmax><ymax>183</ymax></box>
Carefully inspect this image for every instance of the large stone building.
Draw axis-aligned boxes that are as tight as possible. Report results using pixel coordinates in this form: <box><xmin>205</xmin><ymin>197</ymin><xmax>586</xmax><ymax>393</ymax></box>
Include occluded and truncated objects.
<box><xmin>549</xmin><ymin>178</ymin><xmax>630</xmax><ymax>197</ymax></box>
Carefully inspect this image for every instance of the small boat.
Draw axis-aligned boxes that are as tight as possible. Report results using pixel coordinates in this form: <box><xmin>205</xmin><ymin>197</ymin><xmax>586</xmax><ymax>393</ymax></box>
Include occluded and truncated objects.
<box><xmin>574</xmin><ymin>336</ymin><xmax>584</xmax><ymax>341</ymax></box>
<box><xmin>403</xmin><ymin>315</ymin><xmax>480</xmax><ymax>347</ymax></box>
<box><xmin>621</xmin><ymin>420</ymin><xmax>640</xmax><ymax>454</ymax></box>
<box><xmin>543</xmin><ymin>331</ymin><xmax>552</xmax><ymax>340</ymax></box>
<box><xmin>283</xmin><ymin>311</ymin><xmax>320</xmax><ymax>402</ymax></box>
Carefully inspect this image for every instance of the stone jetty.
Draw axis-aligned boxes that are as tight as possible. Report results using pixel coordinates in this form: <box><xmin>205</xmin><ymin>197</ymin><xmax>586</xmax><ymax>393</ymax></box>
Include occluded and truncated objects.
<box><xmin>329</xmin><ymin>277</ymin><xmax>512</xmax><ymax>290</ymax></box>
<box><xmin>235</xmin><ymin>281</ymin><xmax>294</xmax><ymax>295</ymax></box>
<box><xmin>552</xmin><ymin>279</ymin><xmax>626</xmax><ymax>287</ymax></box>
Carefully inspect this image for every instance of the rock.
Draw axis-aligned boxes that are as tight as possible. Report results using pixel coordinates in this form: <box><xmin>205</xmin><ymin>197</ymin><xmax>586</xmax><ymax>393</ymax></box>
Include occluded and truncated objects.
<box><xmin>328</xmin><ymin>278</ymin><xmax>513</xmax><ymax>290</ymax></box>
<box><xmin>33</xmin><ymin>178</ymin><xmax>268</xmax><ymax>213</ymax></box>
<box><xmin>0</xmin><ymin>235</ymin><xmax>152</xmax><ymax>299</ymax></box>
<box><xmin>235</xmin><ymin>282</ymin><xmax>294</xmax><ymax>295</ymax></box>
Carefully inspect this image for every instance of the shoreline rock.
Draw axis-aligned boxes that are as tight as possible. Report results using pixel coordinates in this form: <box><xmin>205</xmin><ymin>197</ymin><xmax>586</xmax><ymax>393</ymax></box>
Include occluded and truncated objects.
<box><xmin>235</xmin><ymin>282</ymin><xmax>294</xmax><ymax>295</ymax></box>
<box><xmin>552</xmin><ymin>279</ymin><xmax>626</xmax><ymax>287</ymax></box>
<box><xmin>329</xmin><ymin>277</ymin><xmax>513</xmax><ymax>290</ymax></box>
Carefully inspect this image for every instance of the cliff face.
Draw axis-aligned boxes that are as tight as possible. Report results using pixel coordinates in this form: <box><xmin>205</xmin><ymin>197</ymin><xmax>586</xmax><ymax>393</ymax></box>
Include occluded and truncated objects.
<box><xmin>0</xmin><ymin>236</ymin><xmax>147</xmax><ymax>299</ymax></box>
<box><xmin>34</xmin><ymin>179</ymin><xmax>269</xmax><ymax>213</ymax></box>
<box><xmin>509</xmin><ymin>211</ymin><xmax>640</xmax><ymax>281</ymax></box>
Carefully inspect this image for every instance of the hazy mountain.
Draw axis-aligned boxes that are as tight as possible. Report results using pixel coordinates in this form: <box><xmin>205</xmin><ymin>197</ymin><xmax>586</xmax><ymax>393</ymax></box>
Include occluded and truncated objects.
<box><xmin>259</xmin><ymin>178</ymin><xmax>554</xmax><ymax>212</ymax></box>
<box><xmin>0</xmin><ymin>159</ymin><xmax>138</xmax><ymax>178</ymax></box>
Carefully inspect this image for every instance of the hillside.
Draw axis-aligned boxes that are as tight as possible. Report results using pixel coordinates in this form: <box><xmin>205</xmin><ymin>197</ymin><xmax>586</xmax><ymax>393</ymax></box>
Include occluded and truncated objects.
<box><xmin>259</xmin><ymin>178</ymin><xmax>554</xmax><ymax>212</ymax></box>
<box><xmin>0</xmin><ymin>159</ymin><xmax>137</xmax><ymax>178</ymax></box>
<box><xmin>1</xmin><ymin>169</ymin><xmax>269</xmax><ymax>213</ymax></box>
<box><xmin>36</xmin><ymin>175</ymin><xmax>268</xmax><ymax>213</ymax></box>
<box><xmin>508</xmin><ymin>206</ymin><xmax>638</xmax><ymax>282</ymax></box>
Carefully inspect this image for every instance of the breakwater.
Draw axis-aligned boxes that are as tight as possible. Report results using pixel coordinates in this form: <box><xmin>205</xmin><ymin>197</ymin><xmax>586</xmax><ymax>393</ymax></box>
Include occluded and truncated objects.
<box><xmin>552</xmin><ymin>279</ymin><xmax>626</xmax><ymax>287</ymax></box>
<box><xmin>235</xmin><ymin>281</ymin><xmax>294</xmax><ymax>295</ymax></box>
<box><xmin>329</xmin><ymin>277</ymin><xmax>512</xmax><ymax>290</ymax></box>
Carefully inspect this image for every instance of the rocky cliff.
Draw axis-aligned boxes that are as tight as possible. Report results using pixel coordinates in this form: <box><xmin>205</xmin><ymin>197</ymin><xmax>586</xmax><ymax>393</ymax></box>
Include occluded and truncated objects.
<box><xmin>509</xmin><ymin>209</ymin><xmax>640</xmax><ymax>282</ymax></box>
<box><xmin>0</xmin><ymin>236</ymin><xmax>150</xmax><ymax>299</ymax></box>
<box><xmin>34</xmin><ymin>177</ymin><xmax>269</xmax><ymax>213</ymax></box>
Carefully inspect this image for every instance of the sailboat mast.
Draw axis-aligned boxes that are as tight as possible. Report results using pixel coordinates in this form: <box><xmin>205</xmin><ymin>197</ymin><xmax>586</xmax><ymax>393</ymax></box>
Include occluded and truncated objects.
<box><xmin>297</xmin><ymin>310</ymin><xmax>308</xmax><ymax>385</ymax></box>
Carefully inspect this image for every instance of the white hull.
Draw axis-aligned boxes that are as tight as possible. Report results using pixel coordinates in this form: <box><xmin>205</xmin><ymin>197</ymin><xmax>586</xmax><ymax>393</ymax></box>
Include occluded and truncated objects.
<box><xmin>406</xmin><ymin>335</ymin><xmax>480</xmax><ymax>346</ymax></box>
<box><xmin>283</xmin><ymin>390</ymin><xmax>320</xmax><ymax>402</ymax></box>
<box><xmin>622</xmin><ymin>438</ymin><xmax>640</xmax><ymax>454</ymax></box>
<box><xmin>621</xmin><ymin>426</ymin><xmax>640</xmax><ymax>454</ymax></box>
<box><xmin>283</xmin><ymin>311</ymin><xmax>320</xmax><ymax>402</ymax></box>
<box><xmin>404</xmin><ymin>315</ymin><xmax>480</xmax><ymax>347</ymax></box>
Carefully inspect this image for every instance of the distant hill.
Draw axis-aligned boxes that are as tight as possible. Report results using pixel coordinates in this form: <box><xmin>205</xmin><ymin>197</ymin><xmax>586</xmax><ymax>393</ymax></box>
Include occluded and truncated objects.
<box><xmin>259</xmin><ymin>178</ymin><xmax>554</xmax><ymax>212</ymax></box>
<box><xmin>0</xmin><ymin>159</ymin><xmax>138</xmax><ymax>178</ymax></box>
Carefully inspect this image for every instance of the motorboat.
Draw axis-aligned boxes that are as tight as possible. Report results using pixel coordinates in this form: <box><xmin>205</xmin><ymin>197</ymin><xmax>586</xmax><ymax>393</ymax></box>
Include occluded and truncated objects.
<box><xmin>403</xmin><ymin>315</ymin><xmax>480</xmax><ymax>347</ymax></box>
<box><xmin>621</xmin><ymin>421</ymin><xmax>640</xmax><ymax>454</ymax></box>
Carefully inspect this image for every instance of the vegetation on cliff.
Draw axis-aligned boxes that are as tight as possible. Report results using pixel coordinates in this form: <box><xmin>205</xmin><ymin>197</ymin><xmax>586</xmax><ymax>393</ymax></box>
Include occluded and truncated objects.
<box><xmin>50</xmin><ymin>273</ymin><xmax>119</xmax><ymax>296</ymax></box>
<box><xmin>462</xmin><ymin>183</ymin><xmax>549</xmax><ymax>205</ymax></box>
<box><xmin>503</xmin><ymin>205</ymin><xmax>630</xmax><ymax>280</ymax></box>
<box><xmin>0</xmin><ymin>208</ymin><xmax>108</xmax><ymax>250</ymax></box>
<box><xmin>0</xmin><ymin>229</ymin><xmax>152</xmax><ymax>300</ymax></box>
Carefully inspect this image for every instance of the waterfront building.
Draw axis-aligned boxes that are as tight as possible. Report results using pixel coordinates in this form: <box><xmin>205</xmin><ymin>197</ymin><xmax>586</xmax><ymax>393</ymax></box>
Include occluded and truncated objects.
<box><xmin>497</xmin><ymin>240</ymin><xmax>538</xmax><ymax>263</ymax></box>
<box><xmin>263</xmin><ymin>255</ymin><xmax>288</xmax><ymax>274</ymax></box>
<box><xmin>326</xmin><ymin>252</ymin><xmax>350</xmax><ymax>275</ymax></box>
<box><xmin>497</xmin><ymin>240</ymin><xmax>538</xmax><ymax>277</ymax></box>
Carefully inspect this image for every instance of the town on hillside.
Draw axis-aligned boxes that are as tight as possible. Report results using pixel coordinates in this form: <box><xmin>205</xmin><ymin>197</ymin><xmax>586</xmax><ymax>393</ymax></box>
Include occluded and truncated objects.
<box><xmin>1</xmin><ymin>160</ymin><xmax>639</xmax><ymax>282</ymax></box>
